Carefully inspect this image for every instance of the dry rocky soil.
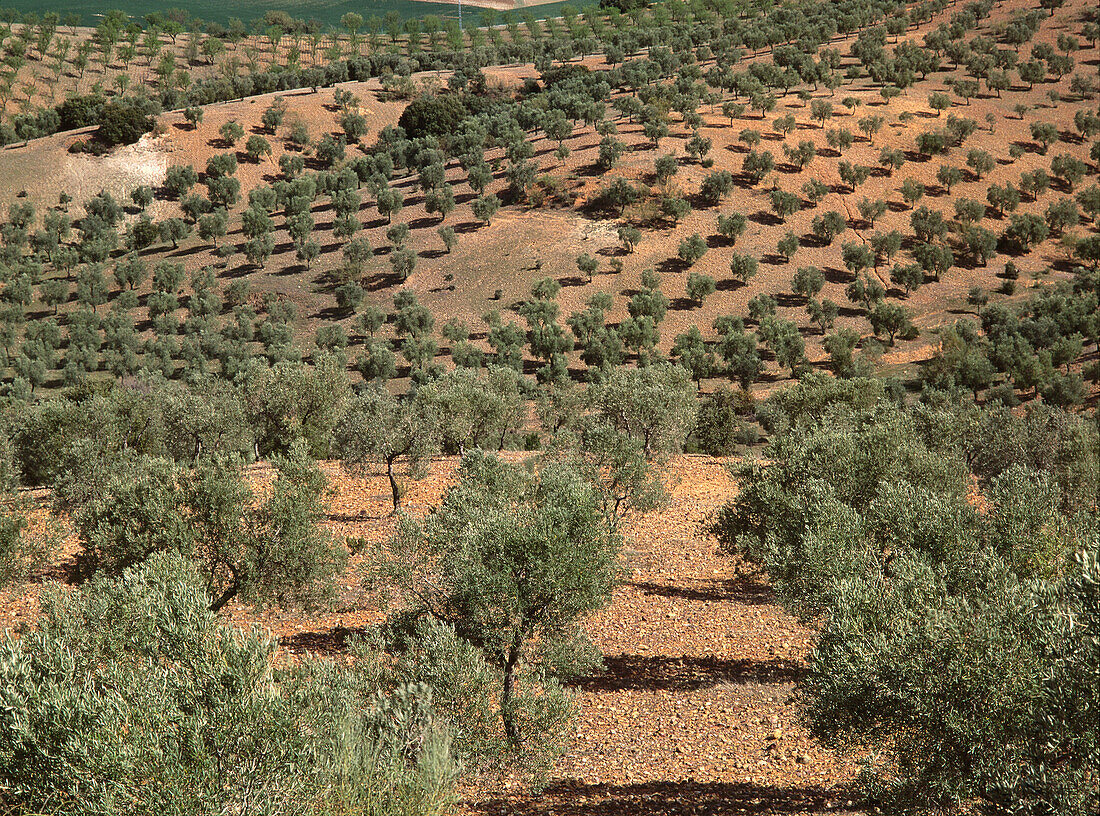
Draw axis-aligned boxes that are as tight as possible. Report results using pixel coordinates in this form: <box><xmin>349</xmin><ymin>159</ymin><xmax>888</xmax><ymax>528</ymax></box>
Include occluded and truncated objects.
<box><xmin>2</xmin><ymin>455</ymin><xmax>866</xmax><ymax>815</ymax></box>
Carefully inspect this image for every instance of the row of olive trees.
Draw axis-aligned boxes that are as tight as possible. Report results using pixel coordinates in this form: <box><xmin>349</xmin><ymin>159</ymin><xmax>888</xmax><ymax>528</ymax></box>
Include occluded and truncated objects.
<box><xmin>3</xmin><ymin>0</ymin><xmax>908</xmax><ymax>143</ymax></box>
<box><xmin>0</xmin><ymin>358</ymin><xmax>700</xmax><ymax>802</ymax></box>
<box><xmin>716</xmin><ymin>373</ymin><xmax>1099</xmax><ymax>815</ymax></box>
<box><xmin>2</xmin><ymin>0</ymin><xmax>1094</xmax><ymax>398</ymax></box>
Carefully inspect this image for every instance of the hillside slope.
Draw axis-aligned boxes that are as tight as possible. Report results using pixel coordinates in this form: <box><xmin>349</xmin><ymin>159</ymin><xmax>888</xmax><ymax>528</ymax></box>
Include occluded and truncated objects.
<box><xmin>0</xmin><ymin>0</ymin><xmax>1096</xmax><ymax>403</ymax></box>
<box><xmin>0</xmin><ymin>455</ymin><xmax>865</xmax><ymax>814</ymax></box>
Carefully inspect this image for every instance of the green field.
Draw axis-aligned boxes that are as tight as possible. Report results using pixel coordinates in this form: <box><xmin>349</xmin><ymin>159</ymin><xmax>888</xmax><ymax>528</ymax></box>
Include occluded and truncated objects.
<box><xmin>0</xmin><ymin>0</ymin><xmax>595</xmax><ymax>28</ymax></box>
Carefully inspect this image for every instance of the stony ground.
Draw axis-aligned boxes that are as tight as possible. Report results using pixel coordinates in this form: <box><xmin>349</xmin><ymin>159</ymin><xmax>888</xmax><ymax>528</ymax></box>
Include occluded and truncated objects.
<box><xmin>1</xmin><ymin>455</ymin><xmax>866</xmax><ymax>815</ymax></box>
<box><xmin>455</xmin><ymin>456</ymin><xmax>864</xmax><ymax>816</ymax></box>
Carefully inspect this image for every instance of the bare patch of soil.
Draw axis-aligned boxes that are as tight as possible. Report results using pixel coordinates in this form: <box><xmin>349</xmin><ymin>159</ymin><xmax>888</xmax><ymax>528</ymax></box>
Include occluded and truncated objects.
<box><xmin>1</xmin><ymin>456</ymin><xmax>865</xmax><ymax>815</ymax></box>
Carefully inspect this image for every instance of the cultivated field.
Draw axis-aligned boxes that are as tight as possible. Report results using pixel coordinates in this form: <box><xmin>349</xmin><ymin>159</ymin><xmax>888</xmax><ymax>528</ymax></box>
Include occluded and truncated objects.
<box><xmin>0</xmin><ymin>0</ymin><xmax>1097</xmax><ymax>811</ymax></box>
<box><xmin>0</xmin><ymin>454</ymin><xmax>868</xmax><ymax>815</ymax></box>
<box><xmin>1</xmin><ymin>0</ymin><xmax>1096</xmax><ymax>401</ymax></box>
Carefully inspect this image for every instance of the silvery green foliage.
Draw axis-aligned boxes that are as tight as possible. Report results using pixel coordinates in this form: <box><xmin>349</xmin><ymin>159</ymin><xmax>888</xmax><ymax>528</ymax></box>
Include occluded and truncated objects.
<box><xmin>385</xmin><ymin>452</ymin><xmax>619</xmax><ymax>781</ymax></box>
<box><xmin>587</xmin><ymin>363</ymin><xmax>697</xmax><ymax>461</ymax></box>
<box><xmin>716</xmin><ymin>379</ymin><xmax>1099</xmax><ymax>814</ymax></box>
<box><xmin>70</xmin><ymin>441</ymin><xmax>345</xmax><ymax>613</ymax></box>
<box><xmin>805</xmin><ymin>545</ymin><xmax>1099</xmax><ymax>816</ymax></box>
<box><xmin>0</xmin><ymin>552</ymin><xmax>456</xmax><ymax>816</ymax></box>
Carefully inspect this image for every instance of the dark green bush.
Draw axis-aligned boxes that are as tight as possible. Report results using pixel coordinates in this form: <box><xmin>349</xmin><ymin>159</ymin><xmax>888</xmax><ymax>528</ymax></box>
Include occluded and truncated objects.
<box><xmin>96</xmin><ymin>99</ymin><xmax>159</xmax><ymax>147</ymax></box>
<box><xmin>56</xmin><ymin>93</ymin><xmax>106</xmax><ymax>131</ymax></box>
<box><xmin>397</xmin><ymin>93</ymin><xmax>469</xmax><ymax>141</ymax></box>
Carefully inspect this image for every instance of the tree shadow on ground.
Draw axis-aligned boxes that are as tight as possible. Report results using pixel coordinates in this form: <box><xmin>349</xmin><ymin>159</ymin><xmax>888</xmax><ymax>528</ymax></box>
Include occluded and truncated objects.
<box><xmin>572</xmin><ymin>654</ymin><xmax>805</xmax><ymax>692</ymax></box>
<box><xmin>558</xmin><ymin>275</ymin><xmax>590</xmax><ymax>288</ymax></box>
<box><xmin>466</xmin><ymin>779</ymin><xmax>861</xmax><ymax>815</ymax></box>
<box><xmin>715</xmin><ymin>278</ymin><xmax>747</xmax><ymax>292</ymax></box>
<box><xmin>750</xmin><ymin>210</ymin><xmax>784</xmax><ymax>227</ymax></box>
<box><xmin>631</xmin><ymin>573</ymin><xmax>775</xmax><ymax>606</ymax></box>
<box><xmin>669</xmin><ymin>296</ymin><xmax>702</xmax><ymax>312</ymax></box>
<box><xmin>657</xmin><ymin>258</ymin><xmax>692</xmax><ymax>275</ymax></box>
<box><xmin>282</xmin><ymin>624</ymin><xmax>376</xmax><ymax>654</ymax></box>
<box><xmin>30</xmin><ymin>553</ymin><xmax>84</xmax><ymax>585</ymax></box>
<box><xmin>365</xmin><ymin>271</ymin><xmax>405</xmax><ymax>291</ymax></box>
<box><xmin>774</xmin><ymin>293</ymin><xmax>804</xmax><ymax>309</ymax></box>
<box><xmin>407</xmin><ymin>216</ymin><xmax>439</xmax><ymax>231</ymax></box>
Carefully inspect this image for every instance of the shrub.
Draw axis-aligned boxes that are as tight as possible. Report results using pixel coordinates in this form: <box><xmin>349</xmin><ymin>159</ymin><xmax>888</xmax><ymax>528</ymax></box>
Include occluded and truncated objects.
<box><xmin>576</xmin><ymin>253</ymin><xmax>599</xmax><ymax>279</ymax></box>
<box><xmin>716</xmin><ymin>212</ymin><xmax>747</xmax><ymax>243</ymax></box>
<box><xmin>219</xmin><ymin>120</ymin><xmax>245</xmax><ymax>145</ymax></box>
<box><xmin>56</xmin><ymin>93</ymin><xmax>106</xmax><ymax>130</ymax></box>
<box><xmin>0</xmin><ymin>552</ymin><xmax>457</xmax><ymax>815</ymax></box>
<box><xmin>335</xmin><ymin>282</ymin><xmax>365</xmax><ymax>313</ymax></box>
<box><xmin>245</xmin><ymin>134</ymin><xmax>272</xmax><ymax>162</ymax></box>
<box><xmin>618</xmin><ymin>225</ymin><xmax>641</xmax><ymax>252</ymax></box>
<box><xmin>758</xmin><ymin>316</ymin><xmax>805</xmax><ymax>375</ymax></box>
<box><xmin>589</xmin><ymin>364</ymin><xmax>696</xmax><ymax>461</ymax></box>
<box><xmin>1004</xmin><ymin>213</ymin><xmax>1049</xmax><ymax>251</ymax></box>
<box><xmin>729</xmin><ymin>253</ymin><xmax>759</xmax><ymax>283</ymax></box>
<box><xmin>915</xmin><ymin>129</ymin><xmax>947</xmax><ymax>156</ymax></box>
<box><xmin>714</xmin><ymin>390</ymin><xmax>1099</xmax><ymax>816</ymax></box>
<box><xmin>868</xmin><ymin>301</ymin><xmax>913</xmax><ymax>344</ymax></box>
<box><xmin>802</xmin><ymin>178</ymin><xmax>828</xmax><ymax>205</ymax></box>
<box><xmin>774</xmin><ymin>231</ymin><xmax>797</xmax><ymax>262</ymax></box>
<box><xmin>791</xmin><ymin>266</ymin><xmax>825</xmax><ymax>300</ymax></box>
<box><xmin>770</xmin><ymin>189</ymin><xmax>800</xmax><ymax>221</ymax></box>
<box><xmin>700</xmin><ymin>170</ymin><xmax>735</xmax><ymax>205</ymax></box>
<box><xmin>741</xmin><ymin>150</ymin><xmax>774</xmax><ymax>184</ymax></box>
<box><xmin>677</xmin><ymin>233</ymin><xmax>707</xmax><ymax>265</ymax></box>
<box><xmin>811</xmin><ymin>211</ymin><xmax>847</xmax><ymax>245</ymax></box>
<box><xmin>96</xmin><ymin>99</ymin><xmax>156</xmax><ymax>146</ymax></box>
<box><xmin>662</xmin><ymin>196</ymin><xmax>691</xmax><ymax>223</ymax></box>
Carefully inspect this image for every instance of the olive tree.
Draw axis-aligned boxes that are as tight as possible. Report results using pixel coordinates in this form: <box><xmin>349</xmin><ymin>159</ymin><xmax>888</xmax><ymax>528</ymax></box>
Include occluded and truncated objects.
<box><xmin>686</xmin><ymin>272</ymin><xmax>716</xmax><ymax>305</ymax></box>
<box><xmin>715</xmin><ymin>391</ymin><xmax>1099</xmax><ymax>816</ymax></box>
<box><xmin>386</xmin><ymin>452</ymin><xmax>620</xmax><ymax>754</ymax></box>
<box><xmin>335</xmin><ymin>387</ymin><xmax>440</xmax><ymax>510</ymax></box>
<box><xmin>72</xmin><ymin>444</ymin><xmax>345</xmax><ymax>613</ymax></box>
<box><xmin>588</xmin><ymin>364</ymin><xmax>696</xmax><ymax>460</ymax></box>
<box><xmin>0</xmin><ymin>551</ymin><xmax>456</xmax><ymax>816</ymax></box>
<box><xmin>413</xmin><ymin>366</ymin><xmax>526</xmax><ymax>454</ymax></box>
